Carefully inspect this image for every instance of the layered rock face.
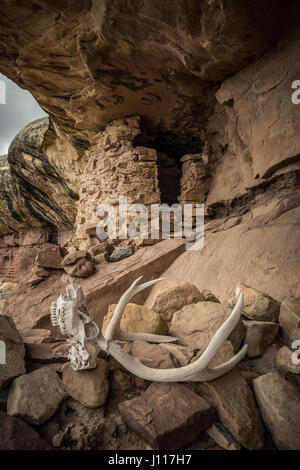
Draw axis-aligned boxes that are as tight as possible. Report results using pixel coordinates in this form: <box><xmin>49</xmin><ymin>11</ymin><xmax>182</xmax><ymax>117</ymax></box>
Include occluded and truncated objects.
<box><xmin>0</xmin><ymin>117</ymin><xmax>83</xmax><ymax>235</ymax></box>
<box><xmin>206</xmin><ymin>27</ymin><xmax>300</xmax><ymax>205</ymax></box>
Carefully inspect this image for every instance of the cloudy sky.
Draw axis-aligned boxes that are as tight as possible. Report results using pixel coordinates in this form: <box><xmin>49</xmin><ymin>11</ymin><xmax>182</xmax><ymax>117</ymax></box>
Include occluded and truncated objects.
<box><xmin>0</xmin><ymin>73</ymin><xmax>47</xmax><ymax>156</ymax></box>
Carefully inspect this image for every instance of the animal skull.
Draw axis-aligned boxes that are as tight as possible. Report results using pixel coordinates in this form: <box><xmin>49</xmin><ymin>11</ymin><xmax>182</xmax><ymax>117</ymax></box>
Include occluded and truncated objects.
<box><xmin>51</xmin><ymin>277</ymin><xmax>248</xmax><ymax>381</ymax></box>
<box><xmin>50</xmin><ymin>284</ymin><xmax>100</xmax><ymax>370</ymax></box>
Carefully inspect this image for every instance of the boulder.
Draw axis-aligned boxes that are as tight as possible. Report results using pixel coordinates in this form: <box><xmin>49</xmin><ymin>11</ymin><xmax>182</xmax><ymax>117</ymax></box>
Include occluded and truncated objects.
<box><xmin>62</xmin><ymin>359</ymin><xmax>110</xmax><ymax>408</ymax></box>
<box><xmin>279</xmin><ymin>296</ymin><xmax>300</xmax><ymax>343</ymax></box>
<box><xmin>169</xmin><ymin>301</ymin><xmax>245</xmax><ymax>354</ymax></box>
<box><xmin>243</xmin><ymin>321</ymin><xmax>279</xmax><ymax>357</ymax></box>
<box><xmin>229</xmin><ymin>283</ymin><xmax>280</xmax><ymax>322</ymax></box>
<box><xmin>131</xmin><ymin>340</ymin><xmax>180</xmax><ymax>369</ymax></box>
<box><xmin>151</xmin><ymin>283</ymin><xmax>204</xmax><ymax>324</ymax></box>
<box><xmin>253</xmin><ymin>372</ymin><xmax>300</xmax><ymax>450</ymax></box>
<box><xmin>197</xmin><ymin>342</ymin><xmax>264</xmax><ymax>449</ymax></box>
<box><xmin>119</xmin><ymin>382</ymin><xmax>217</xmax><ymax>450</ymax></box>
<box><xmin>64</xmin><ymin>258</ymin><xmax>95</xmax><ymax>278</ymax></box>
<box><xmin>103</xmin><ymin>303</ymin><xmax>168</xmax><ymax>337</ymax></box>
<box><xmin>7</xmin><ymin>367</ymin><xmax>68</xmax><ymax>425</ymax></box>
<box><xmin>36</xmin><ymin>243</ymin><xmax>63</xmax><ymax>269</ymax></box>
<box><xmin>62</xmin><ymin>250</ymin><xmax>87</xmax><ymax>266</ymax></box>
<box><xmin>276</xmin><ymin>346</ymin><xmax>300</xmax><ymax>375</ymax></box>
<box><xmin>0</xmin><ymin>315</ymin><xmax>26</xmax><ymax>389</ymax></box>
<box><xmin>0</xmin><ymin>411</ymin><xmax>52</xmax><ymax>450</ymax></box>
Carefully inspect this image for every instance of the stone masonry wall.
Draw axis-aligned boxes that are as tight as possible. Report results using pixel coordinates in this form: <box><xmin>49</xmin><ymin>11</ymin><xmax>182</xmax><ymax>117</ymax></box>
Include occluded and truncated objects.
<box><xmin>73</xmin><ymin>117</ymin><xmax>161</xmax><ymax>251</ymax></box>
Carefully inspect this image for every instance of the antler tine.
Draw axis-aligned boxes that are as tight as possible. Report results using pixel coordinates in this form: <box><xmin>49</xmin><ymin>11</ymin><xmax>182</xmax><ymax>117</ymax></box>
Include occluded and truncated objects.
<box><xmin>104</xmin><ymin>276</ymin><xmax>177</xmax><ymax>344</ymax></box>
<box><xmin>188</xmin><ymin>293</ymin><xmax>245</xmax><ymax>371</ymax></box>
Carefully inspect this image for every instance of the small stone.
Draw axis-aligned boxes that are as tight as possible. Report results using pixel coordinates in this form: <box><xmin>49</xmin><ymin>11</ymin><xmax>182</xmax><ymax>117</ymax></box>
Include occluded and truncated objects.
<box><xmin>109</xmin><ymin>247</ymin><xmax>132</xmax><ymax>262</ymax></box>
<box><xmin>151</xmin><ymin>283</ymin><xmax>204</xmax><ymax>324</ymax></box>
<box><xmin>253</xmin><ymin>372</ymin><xmax>300</xmax><ymax>450</ymax></box>
<box><xmin>103</xmin><ymin>303</ymin><xmax>168</xmax><ymax>337</ymax></box>
<box><xmin>25</xmin><ymin>342</ymin><xmax>69</xmax><ymax>363</ymax></box>
<box><xmin>228</xmin><ymin>283</ymin><xmax>280</xmax><ymax>322</ymax></box>
<box><xmin>0</xmin><ymin>411</ymin><xmax>52</xmax><ymax>450</ymax></box>
<box><xmin>24</xmin><ymin>276</ymin><xmax>44</xmax><ymax>287</ymax></box>
<box><xmin>62</xmin><ymin>250</ymin><xmax>87</xmax><ymax>266</ymax></box>
<box><xmin>132</xmin><ymin>340</ymin><xmax>180</xmax><ymax>369</ymax></box>
<box><xmin>20</xmin><ymin>328</ymin><xmax>53</xmax><ymax>344</ymax></box>
<box><xmin>0</xmin><ymin>315</ymin><xmax>26</xmax><ymax>389</ymax></box>
<box><xmin>279</xmin><ymin>296</ymin><xmax>300</xmax><ymax>343</ymax></box>
<box><xmin>243</xmin><ymin>321</ymin><xmax>279</xmax><ymax>357</ymax></box>
<box><xmin>85</xmin><ymin>224</ymin><xmax>97</xmax><ymax>236</ymax></box>
<box><xmin>119</xmin><ymin>382</ymin><xmax>217</xmax><ymax>450</ymax></box>
<box><xmin>159</xmin><ymin>343</ymin><xmax>195</xmax><ymax>366</ymax></box>
<box><xmin>206</xmin><ymin>423</ymin><xmax>241</xmax><ymax>450</ymax></box>
<box><xmin>36</xmin><ymin>243</ymin><xmax>63</xmax><ymax>269</ymax></box>
<box><xmin>88</xmin><ymin>244</ymin><xmax>107</xmax><ymax>258</ymax></box>
<box><xmin>62</xmin><ymin>359</ymin><xmax>110</xmax><ymax>408</ymax></box>
<box><xmin>201</xmin><ymin>288</ymin><xmax>220</xmax><ymax>303</ymax></box>
<box><xmin>64</xmin><ymin>258</ymin><xmax>95</xmax><ymax>277</ymax></box>
<box><xmin>276</xmin><ymin>346</ymin><xmax>300</xmax><ymax>375</ymax></box>
<box><xmin>7</xmin><ymin>367</ymin><xmax>68</xmax><ymax>425</ymax></box>
<box><xmin>170</xmin><ymin>301</ymin><xmax>245</xmax><ymax>354</ymax></box>
<box><xmin>32</xmin><ymin>267</ymin><xmax>50</xmax><ymax>277</ymax></box>
<box><xmin>110</xmin><ymin>369</ymin><xmax>132</xmax><ymax>391</ymax></box>
<box><xmin>93</xmin><ymin>253</ymin><xmax>107</xmax><ymax>264</ymax></box>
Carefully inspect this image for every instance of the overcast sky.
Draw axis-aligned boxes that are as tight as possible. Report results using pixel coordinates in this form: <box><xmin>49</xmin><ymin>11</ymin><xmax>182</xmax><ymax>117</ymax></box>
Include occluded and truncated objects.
<box><xmin>0</xmin><ymin>73</ymin><xmax>47</xmax><ymax>156</ymax></box>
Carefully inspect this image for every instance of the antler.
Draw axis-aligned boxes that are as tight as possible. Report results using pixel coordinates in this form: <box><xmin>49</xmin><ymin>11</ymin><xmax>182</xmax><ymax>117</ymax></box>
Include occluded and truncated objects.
<box><xmin>51</xmin><ymin>278</ymin><xmax>248</xmax><ymax>381</ymax></box>
<box><xmin>104</xmin><ymin>276</ymin><xmax>177</xmax><ymax>344</ymax></box>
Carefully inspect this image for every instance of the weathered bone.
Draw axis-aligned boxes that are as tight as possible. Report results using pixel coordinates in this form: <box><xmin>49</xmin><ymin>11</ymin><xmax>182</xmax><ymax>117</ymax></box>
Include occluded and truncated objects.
<box><xmin>51</xmin><ymin>278</ymin><xmax>247</xmax><ymax>381</ymax></box>
<box><xmin>50</xmin><ymin>284</ymin><xmax>100</xmax><ymax>370</ymax></box>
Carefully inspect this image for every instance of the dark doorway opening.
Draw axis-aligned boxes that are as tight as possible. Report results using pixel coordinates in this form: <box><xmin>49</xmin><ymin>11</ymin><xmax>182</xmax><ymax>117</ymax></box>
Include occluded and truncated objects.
<box><xmin>157</xmin><ymin>153</ymin><xmax>181</xmax><ymax>205</ymax></box>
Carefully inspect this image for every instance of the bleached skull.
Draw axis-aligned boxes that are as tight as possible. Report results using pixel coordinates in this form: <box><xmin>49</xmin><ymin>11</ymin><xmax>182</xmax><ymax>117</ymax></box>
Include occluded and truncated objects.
<box><xmin>50</xmin><ymin>285</ymin><xmax>99</xmax><ymax>370</ymax></box>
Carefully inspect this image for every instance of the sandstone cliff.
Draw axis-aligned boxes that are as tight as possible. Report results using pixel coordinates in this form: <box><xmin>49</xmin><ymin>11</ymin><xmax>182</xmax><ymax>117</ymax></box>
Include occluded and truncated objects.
<box><xmin>0</xmin><ymin>117</ymin><xmax>83</xmax><ymax>235</ymax></box>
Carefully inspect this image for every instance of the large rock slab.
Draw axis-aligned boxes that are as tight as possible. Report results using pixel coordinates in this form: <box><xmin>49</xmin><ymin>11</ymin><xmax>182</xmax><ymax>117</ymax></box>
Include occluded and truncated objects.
<box><xmin>145</xmin><ymin>205</ymin><xmax>300</xmax><ymax>308</ymax></box>
<box><xmin>119</xmin><ymin>382</ymin><xmax>217</xmax><ymax>449</ymax></box>
<box><xmin>279</xmin><ymin>296</ymin><xmax>300</xmax><ymax>343</ymax></box>
<box><xmin>62</xmin><ymin>359</ymin><xmax>110</xmax><ymax>408</ymax></box>
<box><xmin>243</xmin><ymin>321</ymin><xmax>279</xmax><ymax>357</ymax></box>
<box><xmin>0</xmin><ymin>411</ymin><xmax>52</xmax><ymax>450</ymax></box>
<box><xmin>0</xmin><ymin>315</ymin><xmax>26</xmax><ymax>389</ymax></box>
<box><xmin>253</xmin><ymin>372</ymin><xmax>300</xmax><ymax>450</ymax></box>
<box><xmin>197</xmin><ymin>343</ymin><xmax>264</xmax><ymax>449</ymax></box>
<box><xmin>169</xmin><ymin>301</ymin><xmax>245</xmax><ymax>354</ymax></box>
<box><xmin>103</xmin><ymin>303</ymin><xmax>168</xmax><ymax>337</ymax></box>
<box><xmin>7</xmin><ymin>367</ymin><xmax>68</xmax><ymax>425</ymax></box>
<box><xmin>151</xmin><ymin>282</ymin><xmax>204</xmax><ymax>324</ymax></box>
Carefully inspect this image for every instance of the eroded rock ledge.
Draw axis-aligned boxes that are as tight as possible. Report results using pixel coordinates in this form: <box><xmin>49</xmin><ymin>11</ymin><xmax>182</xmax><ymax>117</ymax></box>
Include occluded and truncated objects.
<box><xmin>0</xmin><ymin>117</ymin><xmax>83</xmax><ymax>235</ymax></box>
